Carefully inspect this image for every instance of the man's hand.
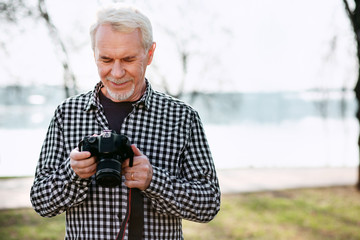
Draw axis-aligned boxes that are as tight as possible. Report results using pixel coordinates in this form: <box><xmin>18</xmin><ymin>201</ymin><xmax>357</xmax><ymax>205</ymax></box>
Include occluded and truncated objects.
<box><xmin>122</xmin><ymin>145</ymin><xmax>153</xmax><ymax>191</ymax></box>
<box><xmin>70</xmin><ymin>148</ymin><xmax>97</xmax><ymax>179</ymax></box>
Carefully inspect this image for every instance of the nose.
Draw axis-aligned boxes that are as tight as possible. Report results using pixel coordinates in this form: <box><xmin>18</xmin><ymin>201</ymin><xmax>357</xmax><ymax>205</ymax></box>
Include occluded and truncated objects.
<box><xmin>111</xmin><ymin>60</ymin><xmax>125</xmax><ymax>78</ymax></box>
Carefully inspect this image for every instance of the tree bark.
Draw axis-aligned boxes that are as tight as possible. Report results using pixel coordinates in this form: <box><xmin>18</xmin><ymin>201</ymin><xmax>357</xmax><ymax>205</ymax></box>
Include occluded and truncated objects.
<box><xmin>343</xmin><ymin>0</ymin><xmax>360</xmax><ymax>189</ymax></box>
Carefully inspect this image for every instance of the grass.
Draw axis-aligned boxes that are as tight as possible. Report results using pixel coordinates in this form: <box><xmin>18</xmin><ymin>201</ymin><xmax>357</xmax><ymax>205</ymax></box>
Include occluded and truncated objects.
<box><xmin>1</xmin><ymin>186</ymin><xmax>360</xmax><ymax>240</ymax></box>
<box><xmin>0</xmin><ymin>208</ymin><xmax>65</xmax><ymax>240</ymax></box>
<box><xmin>0</xmin><ymin>176</ymin><xmax>30</xmax><ymax>180</ymax></box>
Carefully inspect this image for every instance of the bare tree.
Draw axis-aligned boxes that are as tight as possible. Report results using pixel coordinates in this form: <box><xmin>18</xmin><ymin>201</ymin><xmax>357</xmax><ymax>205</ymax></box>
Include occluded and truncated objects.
<box><xmin>37</xmin><ymin>0</ymin><xmax>77</xmax><ymax>97</ymax></box>
<box><xmin>0</xmin><ymin>0</ymin><xmax>77</xmax><ymax>98</ymax></box>
<box><xmin>342</xmin><ymin>0</ymin><xmax>360</xmax><ymax>189</ymax></box>
<box><xmin>0</xmin><ymin>0</ymin><xmax>35</xmax><ymax>51</ymax></box>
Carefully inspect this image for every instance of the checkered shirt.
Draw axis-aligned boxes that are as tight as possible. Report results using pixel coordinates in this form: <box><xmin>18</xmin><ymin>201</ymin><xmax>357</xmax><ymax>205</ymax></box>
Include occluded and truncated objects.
<box><xmin>30</xmin><ymin>81</ymin><xmax>221</xmax><ymax>239</ymax></box>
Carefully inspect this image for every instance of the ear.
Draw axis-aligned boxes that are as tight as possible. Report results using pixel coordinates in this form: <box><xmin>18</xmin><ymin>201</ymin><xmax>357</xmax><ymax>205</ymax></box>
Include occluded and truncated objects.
<box><xmin>146</xmin><ymin>42</ymin><xmax>156</xmax><ymax>65</ymax></box>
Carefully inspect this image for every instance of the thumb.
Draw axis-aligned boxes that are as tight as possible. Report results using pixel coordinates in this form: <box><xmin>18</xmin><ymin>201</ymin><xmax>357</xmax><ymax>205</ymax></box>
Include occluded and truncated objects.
<box><xmin>131</xmin><ymin>144</ymin><xmax>143</xmax><ymax>156</ymax></box>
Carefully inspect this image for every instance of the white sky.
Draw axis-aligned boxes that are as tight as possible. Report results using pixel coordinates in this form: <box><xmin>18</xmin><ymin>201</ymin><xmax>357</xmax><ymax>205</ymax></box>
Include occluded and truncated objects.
<box><xmin>0</xmin><ymin>0</ymin><xmax>357</xmax><ymax>93</ymax></box>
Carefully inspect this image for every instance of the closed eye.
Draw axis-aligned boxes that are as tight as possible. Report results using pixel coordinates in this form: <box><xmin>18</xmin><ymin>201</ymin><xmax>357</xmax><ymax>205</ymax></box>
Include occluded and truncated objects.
<box><xmin>100</xmin><ymin>56</ymin><xmax>112</xmax><ymax>63</ymax></box>
<box><xmin>123</xmin><ymin>56</ymin><xmax>136</xmax><ymax>62</ymax></box>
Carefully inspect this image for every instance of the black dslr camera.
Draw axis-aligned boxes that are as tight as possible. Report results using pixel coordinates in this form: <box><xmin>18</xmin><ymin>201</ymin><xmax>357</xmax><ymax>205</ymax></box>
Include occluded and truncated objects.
<box><xmin>79</xmin><ymin>130</ymin><xmax>134</xmax><ymax>187</ymax></box>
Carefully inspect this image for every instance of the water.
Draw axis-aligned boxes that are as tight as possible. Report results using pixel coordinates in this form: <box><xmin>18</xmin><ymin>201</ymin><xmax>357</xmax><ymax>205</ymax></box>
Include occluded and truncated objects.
<box><xmin>206</xmin><ymin>118</ymin><xmax>357</xmax><ymax>169</ymax></box>
<box><xmin>0</xmin><ymin>85</ymin><xmax>358</xmax><ymax>176</ymax></box>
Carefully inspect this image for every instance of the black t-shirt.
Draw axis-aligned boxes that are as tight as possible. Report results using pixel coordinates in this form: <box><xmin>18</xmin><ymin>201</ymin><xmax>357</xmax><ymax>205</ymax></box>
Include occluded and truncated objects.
<box><xmin>99</xmin><ymin>90</ymin><xmax>134</xmax><ymax>133</ymax></box>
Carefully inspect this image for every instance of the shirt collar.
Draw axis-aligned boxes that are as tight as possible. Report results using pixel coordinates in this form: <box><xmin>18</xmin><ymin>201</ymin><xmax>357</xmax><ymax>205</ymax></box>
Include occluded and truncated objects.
<box><xmin>84</xmin><ymin>79</ymin><xmax>153</xmax><ymax>112</ymax></box>
<box><xmin>132</xmin><ymin>79</ymin><xmax>153</xmax><ymax>111</ymax></box>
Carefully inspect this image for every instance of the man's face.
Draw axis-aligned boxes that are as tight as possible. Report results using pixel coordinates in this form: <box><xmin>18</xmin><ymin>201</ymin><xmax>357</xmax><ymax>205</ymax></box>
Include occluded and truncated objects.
<box><xmin>94</xmin><ymin>24</ymin><xmax>155</xmax><ymax>102</ymax></box>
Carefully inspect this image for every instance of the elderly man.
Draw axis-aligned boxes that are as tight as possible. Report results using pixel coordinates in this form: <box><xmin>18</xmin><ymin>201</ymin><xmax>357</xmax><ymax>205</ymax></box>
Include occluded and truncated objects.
<box><xmin>31</xmin><ymin>4</ymin><xmax>220</xmax><ymax>240</ymax></box>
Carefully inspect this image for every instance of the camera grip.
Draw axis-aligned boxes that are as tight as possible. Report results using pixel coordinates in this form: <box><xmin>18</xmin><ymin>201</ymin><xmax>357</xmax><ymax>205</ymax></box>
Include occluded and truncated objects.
<box><xmin>81</xmin><ymin>141</ymin><xmax>92</xmax><ymax>152</ymax></box>
<box><xmin>78</xmin><ymin>137</ymin><xmax>96</xmax><ymax>156</ymax></box>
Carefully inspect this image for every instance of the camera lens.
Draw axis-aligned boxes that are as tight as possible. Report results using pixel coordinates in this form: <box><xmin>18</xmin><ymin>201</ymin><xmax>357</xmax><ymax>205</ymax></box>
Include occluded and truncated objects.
<box><xmin>96</xmin><ymin>158</ymin><xmax>122</xmax><ymax>187</ymax></box>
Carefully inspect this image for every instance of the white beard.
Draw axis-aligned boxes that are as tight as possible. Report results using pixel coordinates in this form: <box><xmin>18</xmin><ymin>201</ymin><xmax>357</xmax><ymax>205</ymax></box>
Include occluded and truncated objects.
<box><xmin>105</xmin><ymin>77</ymin><xmax>135</xmax><ymax>101</ymax></box>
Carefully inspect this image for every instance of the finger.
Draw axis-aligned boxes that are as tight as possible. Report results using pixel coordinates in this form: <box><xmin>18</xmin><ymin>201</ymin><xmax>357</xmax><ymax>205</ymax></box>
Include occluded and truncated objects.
<box><xmin>75</xmin><ymin>167</ymin><xmax>96</xmax><ymax>179</ymax></box>
<box><xmin>71</xmin><ymin>157</ymin><xmax>97</xmax><ymax>179</ymax></box>
<box><xmin>124</xmin><ymin>172</ymin><xmax>139</xmax><ymax>188</ymax></box>
<box><xmin>70</xmin><ymin>148</ymin><xmax>91</xmax><ymax>160</ymax></box>
<box><xmin>125</xmin><ymin>172</ymin><xmax>136</xmax><ymax>181</ymax></box>
<box><xmin>71</xmin><ymin>156</ymin><xmax>96</xmax><ymax>169</ymax></box>
<box><xmin>122</xmin><ymin>156</ymin><xmax>144</xmax><ymax>169</ymax></box>
<box><xmin>131</xmin><ymin>144</ymin><xmax>143</xmax><ymax>156</ymax></box>
<box><xmin>124</xmin><ymin>172</ymin><xmax>149</xmax><ymax>190</ymax></box>
<box><xmin>121</xmin><ymin>154</ymin><xmax>142</xmax><ymax>169</ymax></box>
<box><xmin>76</xmin><ymin>163</ymin><xmax>97</xmax><ymax>175</ymax></box>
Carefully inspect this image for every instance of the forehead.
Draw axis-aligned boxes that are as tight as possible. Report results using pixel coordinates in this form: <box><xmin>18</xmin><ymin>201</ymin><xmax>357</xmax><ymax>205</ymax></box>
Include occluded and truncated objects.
<box><xmin>94</xmin><ymin>24</ymin><xmax>144</xmax><ymax>56</ymax></box>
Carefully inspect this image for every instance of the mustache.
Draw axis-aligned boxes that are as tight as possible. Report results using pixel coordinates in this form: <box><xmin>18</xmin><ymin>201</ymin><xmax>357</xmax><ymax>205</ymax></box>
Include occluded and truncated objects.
<box><xmin>106</xmin><ymin>77</ymin><xmax>133</xmax><ymax>84</ymax></box>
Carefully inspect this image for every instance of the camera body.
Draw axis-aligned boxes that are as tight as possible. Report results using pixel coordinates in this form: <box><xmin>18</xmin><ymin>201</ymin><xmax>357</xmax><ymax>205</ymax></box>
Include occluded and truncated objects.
<box><xmin>79</xmin><ymin>130</ymin><xmax>134</xmax><ymax>187</ymax></box>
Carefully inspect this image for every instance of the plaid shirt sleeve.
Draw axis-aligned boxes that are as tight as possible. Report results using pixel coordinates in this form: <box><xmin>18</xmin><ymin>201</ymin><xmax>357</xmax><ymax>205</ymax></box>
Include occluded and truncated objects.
<box><xmin>143</xmin><ymin>110</ymin><xmax>220</xmax><ymax>222</ymax></box>
<box><xmin>30</xmin><ymin>103</ymin><xmax>92</xmax><ymax>217</ymax></box>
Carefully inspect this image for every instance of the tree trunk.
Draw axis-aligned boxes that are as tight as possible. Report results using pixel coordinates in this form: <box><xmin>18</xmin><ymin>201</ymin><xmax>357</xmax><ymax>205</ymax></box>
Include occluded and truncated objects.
<box><xmin>352</xmin><ymin>2</ymin><xmax>360</xmax><ymax>190</ymax></box>
<box><xmin>343</xmin><ymin>0</ymin><xmax>360</xmax><ymax>189</ymax></box>
<box><xmin>355</xmin><ymin>76</ymin><xmax>360</xmax><ymax>190</ymax></box>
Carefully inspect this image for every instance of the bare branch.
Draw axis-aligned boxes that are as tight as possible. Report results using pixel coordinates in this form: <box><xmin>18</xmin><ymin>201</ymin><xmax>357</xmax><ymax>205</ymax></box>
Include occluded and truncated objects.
<box><xmin>38</xmin><ymin>0</ymin><xmax>77</xmax><ymax>97</ymax></box>
<box><xmin>0</xmin><ymin>0</ymin><xmax>34</xmax><ymax>23</ymax></box>
<box><xmin>343</xmin><ymin>0</ymin><xmax>359</xmax><ymax>41</ymax></box>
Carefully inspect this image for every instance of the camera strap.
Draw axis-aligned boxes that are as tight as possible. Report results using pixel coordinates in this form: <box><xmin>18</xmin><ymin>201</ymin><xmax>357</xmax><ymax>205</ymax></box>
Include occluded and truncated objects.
<box><xmin>116</xmin><ymin>188</ymin><xmax>144</xmax><ymax>240</ymax></box>
<box><xmin>129</xmin><ymin>188</ymin><xmax>144</xmax><ymax>239</ymax></box>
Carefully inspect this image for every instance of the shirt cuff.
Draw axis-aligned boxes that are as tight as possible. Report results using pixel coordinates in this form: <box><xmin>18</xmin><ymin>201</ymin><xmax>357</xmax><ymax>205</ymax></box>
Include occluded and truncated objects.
<box><xmin>143</xmin><ymin>166</ymin><xmax>167</xmax><ymax>198</ymax></box>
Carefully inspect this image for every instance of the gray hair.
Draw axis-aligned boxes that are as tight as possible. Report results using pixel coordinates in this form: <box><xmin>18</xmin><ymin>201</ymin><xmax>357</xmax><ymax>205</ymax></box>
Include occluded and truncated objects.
<box><xmin>90</xmin><ymin>4</ymin><xmax>153</xmax><ymax>51</ymax></box>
